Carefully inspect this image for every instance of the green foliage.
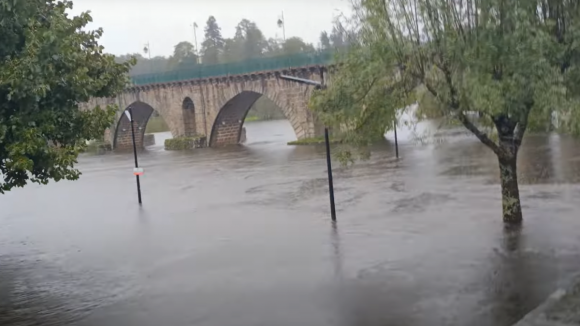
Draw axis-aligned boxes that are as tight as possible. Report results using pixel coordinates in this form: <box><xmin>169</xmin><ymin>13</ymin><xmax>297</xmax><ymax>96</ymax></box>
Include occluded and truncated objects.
<box><xmin>168</xmin><ymin>41</ymin><xmax>199</xmax><ymax>70</ymax></box>
<box><xmin>246</xmin><ymin>96</ymin><xmax>285</xmax><ymax>121</ymax></box>
<box><xmin>232</xmin><ymin>19</ymin><xmax>268</xmax><ymax>60</ymax></box>
<box><xmin>310</xmin><ymin>43</ymin><xmax>416</xmax><ymax>160</ymax></box>
<box><xmin>82</xmin><ymin>140</ymin><xmax>112</xmax><ymax>155</ymax></box>
<box><xmin>311</xmin><ymin>0</ymin><xmax>580</xmax><ymax>223</ymax></box>
<box><xmin>164</xmin><ymin>136</ymin><xmax>206</xmax><ymax>150</ymax></box>
<box><xmin>319</xmin><ymin>32</ymin><xmax>331</xmax><ymax>49</ymax></box>
<box><xmin>244</xmin><ymin>116</ymin><xmax>260</xmax><ymax>122</ymax></box>
<box><xmin>415</xmin><ymin>86</ymin><xmax>445</xmax><ymax>119</ymax></box>
<box><xmin>129</xmin><ymin>51</ymin><xmax>333</xmax><ymax>85</ymax></box>
<box><xmin>312</xmin><ymin>0</ymin><xmax>580</xmax><ymax>160</ymax></box>
<box><xmin>280</xmin><ymin>37</ymin><xmax>315</xmax><ymax>55</ymax></box>
<box><xmin>118</xmin><ymin>15</ymin><xmax>329</xmax><ymax>79</ymax></box>
<box><xmin>145</xmin><ymin>116</ymin><xmax>169</xmax><ymax>133</ymax></box>
<box><xmin>115</xmin><ymin>53</ymin><xmax>168</xmax><ymax>76</ymax></box>
<box><xmin>201</xmin><ymin>16</ymin><xmax>225</xmax><ymax>65</ymax></box>
<box><xmin>287</xmin><ymin>136</ymin><xmax>341</xmax><ymax>146</ymax></box>
<box><xmin>0</xmin><ymin>0</ymin><xmax>133</xmax><ymax>193</ymax></box>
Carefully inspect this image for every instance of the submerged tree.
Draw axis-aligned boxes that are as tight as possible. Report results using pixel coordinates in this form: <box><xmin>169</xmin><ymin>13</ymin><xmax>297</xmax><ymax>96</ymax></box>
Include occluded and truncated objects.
<box><xmin>311</xmin><ymin>0</ymin><xmax>580</xmax><ymax>224</ymax></box>
<box><xmin>0</xmin><ymin>0</ymin><xmax>133</xmax><ymax>193</ymax></box>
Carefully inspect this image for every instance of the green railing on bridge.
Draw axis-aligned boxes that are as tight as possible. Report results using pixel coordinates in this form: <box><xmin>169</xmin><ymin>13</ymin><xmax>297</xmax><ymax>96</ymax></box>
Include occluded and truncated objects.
<box><xmin>130</xmin><ymin>51</ymin><xmax>335</xmax><ymax>86</ymax></box>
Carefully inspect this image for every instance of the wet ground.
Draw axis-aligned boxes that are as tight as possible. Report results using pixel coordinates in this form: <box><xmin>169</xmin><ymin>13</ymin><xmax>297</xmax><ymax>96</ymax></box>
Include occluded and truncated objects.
<box><xmin>1</xmin><ymin>119</ymin><xmax>580</xmax><ymax>326</ymax></box>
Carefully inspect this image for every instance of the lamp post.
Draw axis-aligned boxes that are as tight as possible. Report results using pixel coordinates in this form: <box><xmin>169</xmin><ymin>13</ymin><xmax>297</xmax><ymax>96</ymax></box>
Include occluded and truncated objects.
<box><xmin>192</xmin><ymin>22</ymin><xmax>199</xmax><ymax>64</ymax></box>
<box><xmin>277</xmin><ymin>11</ymin><xmax>286</xmax><ymax>41</ymax></box>
<box><xmin>279</xmin><ymin>71</ymin><xmax>336</xmax><ymax>222</ymax></box>
<box><xmin>125</xmin><ymin>108</ymin><xmax>142</xmax><ymax>205</ymax></box>
<box><xmin>143</xmin><ymin>42</ymin><xmax>152</xmax><ymax>74</ymax></box>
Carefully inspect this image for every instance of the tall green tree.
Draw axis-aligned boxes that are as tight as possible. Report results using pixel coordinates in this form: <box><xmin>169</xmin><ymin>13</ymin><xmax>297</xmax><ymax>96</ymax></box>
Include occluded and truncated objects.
<box><xmin>201</xmin><ymin>16</ymin><xmax>224</xmax><ymax>65</ymax></box>
<box><xmin>264</xmin><ymin>38</ymin><xmax>282</xmax><ymax>57</ymax></box>
<box><xmin>328</xmin><ymin>22</ymin><xmax>350</xmax><ymax>49</ymax></box>
<box><xmin>168</xmin><ymin>41</ymin><xmax>199</xmax><ymax>70</ymax></box>
<box><xmin>281</xmin><ymin>37</ymin><xmax>315</xmax><ymax>55</ymax></box>
<box><xmin>311</xmin><ymin>0</ymin><xmax>580</xmax><ymax>224</ymax></box>
<box><xmin>221</xmin><ymin>38</ymin><xmax>241</xmax><ymax>63</ymax></box>
<box><xmin>115</xmin><ymin>53</ymin><xmax>169</xmax><ymax>76</ymax></box>
<box><xmin>0</xmin><ymin>0</ymin><xmax>133</xmax><ymax>193</ymax></box>
<box><xmin>233</xmin><ymin>19</ymin><xmax>267</xmax><ymax>60</ymax></box>
<box><xmin>319</xmin><ymin>32</ymin><xmax>331</xmax><ymax>50</ymax></box>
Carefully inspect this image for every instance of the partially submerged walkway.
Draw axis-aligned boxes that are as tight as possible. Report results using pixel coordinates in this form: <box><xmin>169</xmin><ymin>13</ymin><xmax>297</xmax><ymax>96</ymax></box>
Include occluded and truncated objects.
<box><xmin>513</xmin><ymin>274</ymin><xmax>580</xmax><ymax>326</ymax></box>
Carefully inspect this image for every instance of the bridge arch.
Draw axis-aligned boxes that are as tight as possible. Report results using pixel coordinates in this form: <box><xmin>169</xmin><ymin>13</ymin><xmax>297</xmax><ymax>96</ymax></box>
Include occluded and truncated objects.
<box><xmin>113</xmin><ymin>101</ymin><xmax>172</xmax><ymax>150</ymax></box>
<box><xmin>209</xmin><ymin>91</ymin><xmax>303</xmax><ymax>147</ymax></box>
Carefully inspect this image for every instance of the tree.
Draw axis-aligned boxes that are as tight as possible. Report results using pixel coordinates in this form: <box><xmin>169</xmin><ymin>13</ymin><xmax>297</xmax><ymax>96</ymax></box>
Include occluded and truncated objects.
<box><xmin>329</xmin><ymin>22</ymin><xmax>350</xmax><ymax>49</ymax></box>
<box><xmin>263</xmin><ymin>38</ymin><xmax>282</xmax><ymax>57</ymax></box>
<box><xmin>221</xmin><ymin>38</ymin><xmax>242</xmax><ymax>63</ymax></box>
<box><xmin>115</xmin><ymin>54</ymin><xmax>169</xmax><ymax>76</ymax></box>
<box><xmin>310</xmin><ymin>0</ymin><xmax>580</xmax><ymax>224</ymax></box>
<box><xmin>281</xmin><ymin>37</ymin><xmax>315</xmax><ymax>55</ymax></box>
<box><xmin>0</xmin><ymin>0</ymin><xmax>133</xmax><ymax>193</ymax></box>
<box><xmin>168</xmin><ymin>41</ymin><xmax>199</xmax><ymax>70</ymax></box>
<box><xmin>201</xmin><ymin>16</ymin><xmax>224</xmax><ymax>65</ymax></box>
<box><xmin>233</xmin><ymin>19</ymin><xmax>267</xmax><ymax>60</ymax></box>
<box><xmin>319</xmin><ymin>32</ymin><xmax>331</xmax><ymax>50</ymax></box>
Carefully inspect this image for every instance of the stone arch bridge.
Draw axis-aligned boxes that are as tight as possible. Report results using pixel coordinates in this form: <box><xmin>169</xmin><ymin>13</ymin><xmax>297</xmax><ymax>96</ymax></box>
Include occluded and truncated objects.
<box><xmin>82</xmin><ymin>66</ymin><xmax>327</xmax><ymax>150</ymax></box>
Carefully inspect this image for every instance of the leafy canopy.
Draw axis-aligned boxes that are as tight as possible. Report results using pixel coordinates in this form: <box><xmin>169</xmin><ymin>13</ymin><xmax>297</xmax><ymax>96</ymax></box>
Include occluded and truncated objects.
<box><xmin>311</xmin><ymin>0</ymin><xmax>580</xmax><ymax>159</ymax></box>
<box><xmin>0</xmin><ymin>0</ymin><xmax>134</xmax><ymax>193</ymax></box>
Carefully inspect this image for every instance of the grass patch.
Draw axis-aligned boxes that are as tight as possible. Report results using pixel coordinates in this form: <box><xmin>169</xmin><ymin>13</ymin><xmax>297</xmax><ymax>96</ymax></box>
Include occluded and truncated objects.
<box><xmin>245</xmin><ymin>116</ymin><xmax>260</xmax><ymax>122</ymax></box>
<box><xmin>146</xmin><ymin>116</ymin><xmax>170</xmax><ymax>133</ymax></box>
<box><xmin>287</xmin><ymin>136</ymin><xmax>342</xmax><ymax>146</ymax></box>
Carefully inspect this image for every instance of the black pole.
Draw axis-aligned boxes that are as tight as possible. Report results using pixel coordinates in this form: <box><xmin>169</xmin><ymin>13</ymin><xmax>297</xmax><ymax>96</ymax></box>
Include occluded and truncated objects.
<box><xmin>324</xmin><ymin>127</ymin><xmax>337</xmax><ymax>221</ymax></box>
<box><xmin>319</xmin><ymin>69</ymin><xmax>336</xmax><ymax>222</ymax></box>
<box><xmin>393</xmin><ymin>118</ymin><xmax>399</xmax><ymax>159</ymax></box>
<box><xmin>129</xmin><ymin>108</ymin><xmax>142</xmax><ymax>205</ymax></box>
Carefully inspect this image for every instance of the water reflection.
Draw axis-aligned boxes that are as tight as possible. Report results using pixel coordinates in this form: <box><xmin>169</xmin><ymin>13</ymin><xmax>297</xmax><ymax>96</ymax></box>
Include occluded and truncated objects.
<box><xmin>481</xmin><ymin>225</ymin><xmax>558</xmax><ymax>326</ymax></box>
<box><xmin>1</xmin><ymin>119</ymin><xmax>580</xmax><ymax>326</ymax></box>
<box><xmin>330</xmin><ymin>221</ymin><xmax>343</xmax><ymax>281</ymax></box>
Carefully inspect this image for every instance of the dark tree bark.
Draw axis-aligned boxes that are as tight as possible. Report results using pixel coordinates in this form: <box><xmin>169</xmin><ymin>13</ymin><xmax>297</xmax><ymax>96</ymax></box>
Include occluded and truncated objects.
<box><xmin>495</xmin><ymin>116</ymin><xmax>523</xmax><ymax>225</ymax></box>
<box><xmin>498</xmin><ymin>153</ymin><xmax>523</xmax><ymax>224</ymax></box>
<box><xmin>428</xmin><ymin>72</ymin><xmax>527</xmax><ymax>224</ymax></box>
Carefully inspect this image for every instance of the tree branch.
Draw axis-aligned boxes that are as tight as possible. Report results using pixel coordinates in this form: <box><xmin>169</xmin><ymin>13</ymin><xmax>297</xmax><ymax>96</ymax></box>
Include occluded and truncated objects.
<box><xmin>354</xmin><ymin>76</ymin><xmax>379</xmax><ymax>104</ymax></box>
<box><xmin>422</xmin><ymin>58</ymin><xmax>505</xmax><ymax>156</ymax></box>
<box><xmin>457</xmin><ymin>111</ymin><xmax>502</xmax><ymax>155</ymax></box>
<box><xmin>514</xmin><ymin>103</ymin><xmax>532</xmax><ymax>147</ymax></box>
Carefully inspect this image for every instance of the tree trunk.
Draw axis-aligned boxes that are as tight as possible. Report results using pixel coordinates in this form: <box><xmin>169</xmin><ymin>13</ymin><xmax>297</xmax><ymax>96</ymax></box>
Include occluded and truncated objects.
<box><xmin>498</xmin><ymin>154</ymin><xmax>523</xmax><ymax>225</ymax></box>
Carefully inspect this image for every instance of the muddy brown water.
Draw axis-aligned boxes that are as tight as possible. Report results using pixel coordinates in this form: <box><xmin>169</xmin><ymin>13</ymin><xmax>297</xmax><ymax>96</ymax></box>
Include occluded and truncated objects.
<box><xmin>1</xmin><ymin>119</ymin><xmax>580</xmax><ymax>326</ymax></box>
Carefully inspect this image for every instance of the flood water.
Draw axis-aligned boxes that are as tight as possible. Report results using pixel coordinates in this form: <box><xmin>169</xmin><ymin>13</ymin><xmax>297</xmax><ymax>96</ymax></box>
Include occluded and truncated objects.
<box><xmin>1</xmin><ymin>119</ymin><xmax>580</xmax><ymax>326</ymax></box>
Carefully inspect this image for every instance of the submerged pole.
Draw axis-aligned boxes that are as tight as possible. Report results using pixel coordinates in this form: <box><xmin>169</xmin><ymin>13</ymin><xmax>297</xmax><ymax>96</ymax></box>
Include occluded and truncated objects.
<box><xmin>393</xmin><ymin>118</ymin><xmax>399</xmax><ymax>159</ymax></box>
<box><xmin>324</xmin><ymin>127</ymin><xmax>337</xmax><ymax>222</ymax></box>
<box><xmin>320</xmin><ymin>69</ymin><xmax>336</xmax><ymax>222</ymax></box>
<box><xmin>129</xmin><ymin>108</ymin><xmax>142</xmax><ymax>205</ymax></box>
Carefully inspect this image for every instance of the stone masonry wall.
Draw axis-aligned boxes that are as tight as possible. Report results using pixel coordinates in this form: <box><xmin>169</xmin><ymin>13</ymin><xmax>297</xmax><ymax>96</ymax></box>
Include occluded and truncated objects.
<box><xmin>81</xmin><ymin>66</ymin><xmax>328</xmax><ymax>149</ymax></box>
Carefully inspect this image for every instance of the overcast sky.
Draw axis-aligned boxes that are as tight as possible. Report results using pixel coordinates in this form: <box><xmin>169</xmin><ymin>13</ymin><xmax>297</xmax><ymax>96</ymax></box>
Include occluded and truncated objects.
<box><xmin>70</xmin><ymin>0</ymin><xmax>352</xmax><ymax>57</ymax></box>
